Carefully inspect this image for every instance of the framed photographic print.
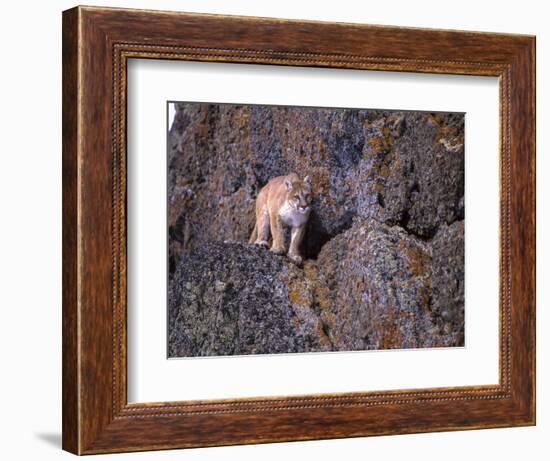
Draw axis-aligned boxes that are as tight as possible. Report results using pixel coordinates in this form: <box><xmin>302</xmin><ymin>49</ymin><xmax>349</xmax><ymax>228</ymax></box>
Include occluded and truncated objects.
<box><xmin>62</xmin><ymin>5</ymin><xmax>535</xmax><ymax>455</ymax></box>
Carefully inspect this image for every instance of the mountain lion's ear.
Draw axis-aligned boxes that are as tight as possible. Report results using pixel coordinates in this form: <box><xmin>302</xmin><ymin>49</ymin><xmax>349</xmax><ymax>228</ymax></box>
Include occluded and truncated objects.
<box><xmin>303</xmin><ymin>175</ymin><xmax>311</xmax><ymax>185</ymax></box>
<box><xmin>284</xmin><ymin>178</ymin><xmax>293</xmax><ymax>191</ymax></box>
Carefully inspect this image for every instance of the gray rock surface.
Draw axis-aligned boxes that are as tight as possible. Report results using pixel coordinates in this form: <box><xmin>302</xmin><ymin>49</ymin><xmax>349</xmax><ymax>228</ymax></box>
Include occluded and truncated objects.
<box><xmin>168</xmin><ymin>241</ymin><xmax>331</xmax><ymax>357</ymax></box>
<box><xmin>168</xmin><ymin>103</ymin><xmax>465</xmax><ymax>357</ymax></box>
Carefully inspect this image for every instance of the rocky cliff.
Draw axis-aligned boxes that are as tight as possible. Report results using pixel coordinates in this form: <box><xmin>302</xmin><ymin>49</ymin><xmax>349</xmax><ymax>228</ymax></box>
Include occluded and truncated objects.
<box><xmin>168</xmin><ymin>103</ymin><xmax>464</xmax><ymax>357</ymax></box>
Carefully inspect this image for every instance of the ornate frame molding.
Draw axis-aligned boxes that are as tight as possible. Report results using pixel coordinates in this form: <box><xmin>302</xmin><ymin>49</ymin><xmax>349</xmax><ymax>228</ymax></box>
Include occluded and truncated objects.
<box><xmin>63</xmin><ymin>6</ymin><xmax>535</xmax><ymax>454</ymax></box>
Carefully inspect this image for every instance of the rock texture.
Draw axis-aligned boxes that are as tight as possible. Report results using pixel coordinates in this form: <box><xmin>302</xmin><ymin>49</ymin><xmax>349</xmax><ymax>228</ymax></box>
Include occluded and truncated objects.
<box><xmin>168</xmin><ymin>103</ymin><xmax>465</xmax><ymax>357</ymax></box>
<box><xmin>168</xmin><ymin>242</ymin><xmax>331</xmax><ymax>357</ymax></box>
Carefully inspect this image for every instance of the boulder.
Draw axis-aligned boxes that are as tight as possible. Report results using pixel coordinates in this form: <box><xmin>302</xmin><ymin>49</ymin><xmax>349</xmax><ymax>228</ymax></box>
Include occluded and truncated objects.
<box><xmin>168</xmin><ymin>241</ymin><xmax>331</xmax><ymax>357</ymax></box>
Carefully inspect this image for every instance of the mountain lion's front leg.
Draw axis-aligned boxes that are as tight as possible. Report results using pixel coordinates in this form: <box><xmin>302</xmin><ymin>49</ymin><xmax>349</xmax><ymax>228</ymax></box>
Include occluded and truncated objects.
<box><xmin>254</xmin><ymin>209</ymin><xmax>271</xmax><ymax>248</ymax></box>
<box><xmin>270</xmin><ymin>212</ymin><xmax>286</xmax><ymax>255</ymax></box>
<box><xmin>288</xmin><ymin>225</ymin><xmax>306</xmax><ymax>265</ymax></box>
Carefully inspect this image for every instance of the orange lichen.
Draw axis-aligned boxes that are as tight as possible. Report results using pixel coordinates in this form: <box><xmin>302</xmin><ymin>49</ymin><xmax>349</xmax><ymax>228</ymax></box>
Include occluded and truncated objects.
<box><xmin>367</xmin><ymin>136</ymin><xmax>387</xmax><ymax>155</ymax></box>
<box><xmin>303</xmin><ymin>261</ymin><xmax>332</xmax><ymax>313</ymax></box>
<box><xmin>287</xmin><ymin>277</ymin><xmax>310</xmax><ymax>306</ymax></box>
<box><xmin>381</xmin><ymin>308</ymin><xmax>407</xmax><ymax>349</ymax></box>
<box><xmin>398</xmin><ymin>240</ymin><xmax>430</xmax><ymax>277</ymax></box>
<box><xmin>380</xmin><ymin>164</ymin><xmax>390</xmax><ymax>178</ymax></box>
<box><xmin>381</xmin><ymin>308</ymin><xmax>398</xmax><ymax>349</ymax></box>
<box><xmin>428</xmin><ymin>113</ymin><xmax>464</xmax><ymax>148</ymax></box>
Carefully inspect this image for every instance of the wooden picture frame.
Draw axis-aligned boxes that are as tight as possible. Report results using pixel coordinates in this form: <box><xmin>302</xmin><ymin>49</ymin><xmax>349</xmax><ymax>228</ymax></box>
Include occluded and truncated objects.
<box><xmin>62</xmin><ymin>5</ymin><xmax>535</xmax><ymax>455</ymax></box>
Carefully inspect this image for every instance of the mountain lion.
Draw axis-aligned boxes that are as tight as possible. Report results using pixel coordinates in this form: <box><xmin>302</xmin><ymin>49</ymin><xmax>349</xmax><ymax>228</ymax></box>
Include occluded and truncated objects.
<box><xmin>249</xmin><ymin>173</ymin><xmax>312</xmax><ymax>265</ymax></box>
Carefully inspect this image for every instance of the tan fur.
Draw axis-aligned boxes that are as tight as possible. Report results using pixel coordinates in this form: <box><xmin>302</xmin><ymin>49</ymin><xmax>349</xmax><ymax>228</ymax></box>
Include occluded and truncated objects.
<box><xmin>249</xmin><ymin>173</ymin><xmax>312</xmax><ymax>265</ymax></box>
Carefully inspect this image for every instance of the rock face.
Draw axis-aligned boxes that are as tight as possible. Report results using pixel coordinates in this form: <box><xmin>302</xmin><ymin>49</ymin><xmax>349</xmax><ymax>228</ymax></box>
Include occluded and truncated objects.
<box><xmin>168</xmin><ymin>103</ymin><xmax>465</xmax><ymax>357</ymax></box>
<box><xmin>168</xmin><ymin>242</ymin><xmax>331</xmax><ymax>357</ymax></box>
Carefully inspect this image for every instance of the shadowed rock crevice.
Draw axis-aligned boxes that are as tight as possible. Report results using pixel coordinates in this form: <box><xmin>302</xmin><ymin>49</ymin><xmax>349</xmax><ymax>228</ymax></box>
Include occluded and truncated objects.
<box><xmin>168</xmin><ymin>103</ymin><xmax>464</xmax><ymax>356</ymax></box>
